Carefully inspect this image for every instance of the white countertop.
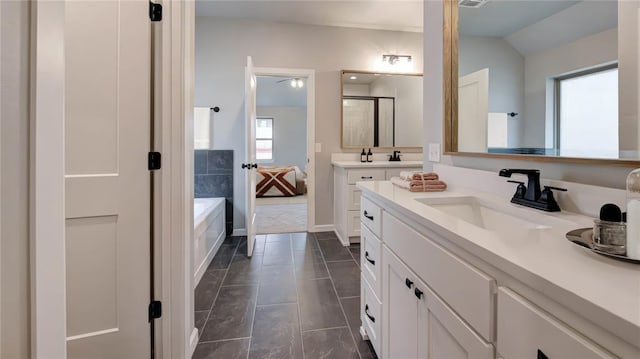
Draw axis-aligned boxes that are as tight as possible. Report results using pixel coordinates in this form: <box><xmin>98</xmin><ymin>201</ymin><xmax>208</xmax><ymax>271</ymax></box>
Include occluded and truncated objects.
<box><xmin>331</xmin><ymin>160</ymin><xmax>423</xmax><ymax>168</ymax></box>
<box><xmin>357</xmin><ymin>181</ymin><xmax>640</xmax><ymax>346</ymax></box>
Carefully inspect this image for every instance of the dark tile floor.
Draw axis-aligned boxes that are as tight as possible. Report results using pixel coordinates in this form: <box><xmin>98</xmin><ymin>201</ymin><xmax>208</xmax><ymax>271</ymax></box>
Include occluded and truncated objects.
<box><xmin>193</xmin><ymin>232</ymin><xmax>378</xmax><ymax>359</ymax></box>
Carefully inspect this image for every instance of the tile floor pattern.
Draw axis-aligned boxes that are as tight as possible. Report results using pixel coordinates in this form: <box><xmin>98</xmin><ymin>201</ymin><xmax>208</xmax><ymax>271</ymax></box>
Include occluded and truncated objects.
<box><xmin>193</xmin><ymin>232</ymin><xmax>378</xmax><ymax>359</ymax></box>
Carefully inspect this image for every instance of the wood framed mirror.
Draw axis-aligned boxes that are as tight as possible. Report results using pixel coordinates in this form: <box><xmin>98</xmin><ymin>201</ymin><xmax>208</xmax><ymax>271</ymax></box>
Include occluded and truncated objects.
<box><xmin>443</xmin><ymin>0</ymin><xmax>640</xmax><ymax>166</ymax></box>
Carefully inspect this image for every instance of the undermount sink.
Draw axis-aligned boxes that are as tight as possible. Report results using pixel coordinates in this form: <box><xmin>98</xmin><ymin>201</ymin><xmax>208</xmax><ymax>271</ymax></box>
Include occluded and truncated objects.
<box><xmin>414</xmin><ymin>196</ymin><xmax>554</xmax><ymax>234</ymax></box>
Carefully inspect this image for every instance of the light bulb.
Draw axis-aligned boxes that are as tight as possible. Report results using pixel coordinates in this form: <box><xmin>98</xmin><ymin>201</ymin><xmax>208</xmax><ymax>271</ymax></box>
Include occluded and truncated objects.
<box><xmin>350</xmin><ymin>76</ymin><xmax>357</xmax><ymax>80</ymax></box>
<box><xmin>290</xmin><ymin>79</ymin><xmax>296</xmax><ymax>88</ymax></box>
<box><xmin>297</xmin><ymin>79</ymin><xmax>304</xmax><ymax>88</ymax></box>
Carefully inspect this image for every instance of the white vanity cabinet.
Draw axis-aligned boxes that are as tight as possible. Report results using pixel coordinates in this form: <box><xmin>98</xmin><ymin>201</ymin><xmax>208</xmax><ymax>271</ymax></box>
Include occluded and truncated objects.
<box><xmin>332</xmin><ymin>160</ymin><xmax>421</xmax><ymax>245</ymax></box>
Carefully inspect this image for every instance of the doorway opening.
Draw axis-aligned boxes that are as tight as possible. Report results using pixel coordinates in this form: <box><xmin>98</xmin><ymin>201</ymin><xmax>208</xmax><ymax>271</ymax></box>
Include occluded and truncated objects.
<box><xmin>254</xmin><ymin>75</ymin><xmax>310</xmax><ymax>234</ymax></box>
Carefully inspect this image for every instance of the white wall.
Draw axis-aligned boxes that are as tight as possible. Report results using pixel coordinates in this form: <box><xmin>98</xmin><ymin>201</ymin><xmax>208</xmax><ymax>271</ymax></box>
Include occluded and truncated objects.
<box><xmin>459</xmin><ymin>35</ymin><xmax>524</xmax><ymax>147</ymax></box>
<box><xmin>257</xmin><ymin>106</ymin><xmax>308</xmax><ymax>170</ymax></box>
<box><xmin>195</xmin><ymin>17</ymin><xmax>422</xmax><ymax>228</ymax></box>
<box><xmin>424</xmin><ymin>1</ymin><xmax>638</xmax><ymax>190</ymax></box>
<box><xmin>522</xmin><ymin>28</ymin><xmax>617</xmax><ymax>148</ymax></box>
<box><xmin>1</xmin><ymin>1</ymin><xmax>30</xmax><ymax>357</ymax></box>
<box><xmin>618</xmin><ymin>0</ymin><xmax>639</xmax><ymax>153</ymax></box>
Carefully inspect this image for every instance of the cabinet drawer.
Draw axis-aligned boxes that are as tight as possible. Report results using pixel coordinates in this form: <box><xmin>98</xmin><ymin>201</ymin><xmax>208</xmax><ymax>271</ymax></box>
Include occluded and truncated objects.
<box><xmin>347</xmin><ymin>185</ymin><xmax>361</xmax><ymax>211</ymax></box>
<box><xmin>383</xmin><ymin>212</ymin><xmax>495</xmax><ymax>342</ymax></box>
<box><xmin>362</xmin><ymin>278</ymin><xmax>382</xmax><ymax>356</ymax></box>
<box><xmin>497</xmin><ymin>287</ymin><xmax>616</xmax><ymax>359</ymax></box>
<box><xmin>346</xmin><ymin>210</ymin><xmax>361</xmax><ymax>238</ymax></box>
<box><xmin>361</xmin><ymin>225</ymin><xmax>382</xmax><ymax>301</ymax></box>
<box><xmin>361</xmin><ymin>197</ymin><xmax>382</xmax><ymax>237</ymax></box>
<box><xmin>348</xmin><ymin>169</ymin><xmax>385</xmax><ymax>184</ymax></box>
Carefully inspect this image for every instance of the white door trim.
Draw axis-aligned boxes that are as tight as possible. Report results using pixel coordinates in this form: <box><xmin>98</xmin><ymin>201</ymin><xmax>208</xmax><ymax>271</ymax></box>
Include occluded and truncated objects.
<box><xmin>156</xmin><ymin>1</ymin><xmax>195</xmax><ymax>358</ymax></box>
<box><xmin>252</xmin><ymin>66</ymin><xmax>317</xmax><ymax>232</ymax></box>
<box><xmin>29</xmin><ymin>0</ymin><xmax>68</xmax><ymax>357</ymax></box>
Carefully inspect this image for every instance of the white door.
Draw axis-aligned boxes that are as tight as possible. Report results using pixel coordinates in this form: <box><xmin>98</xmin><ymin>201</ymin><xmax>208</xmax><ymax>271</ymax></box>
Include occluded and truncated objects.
<box><xmin>458</xmin><ymin>68</ymin><xmax>489</xmax><ymax>152</ymax></box>
<box><xmin>245</xmin><ymin>56</ymin><xmax>257</xmax><ymax>256</ymax></box>
<box><xmin>64</xmin><ymin>1</ymin><xmax>150</xmax><ymax>357</ymax></box>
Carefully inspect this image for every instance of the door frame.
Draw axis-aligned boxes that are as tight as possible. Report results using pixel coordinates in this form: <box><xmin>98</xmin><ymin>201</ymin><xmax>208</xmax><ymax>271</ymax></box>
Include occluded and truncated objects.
<box><xmin>28</xmin><ymin>1</ymin><xmax>197</xmax><ymax>358</ymax></box>
<box><xmin>252</xmin><ymin>67</ymin><xmax>317</xmax><ymax>232</ymax></box>
<box><xmin>29</xmin><ymin>0</ymin><xmax>68</xmax><ymax>357</ymax></box>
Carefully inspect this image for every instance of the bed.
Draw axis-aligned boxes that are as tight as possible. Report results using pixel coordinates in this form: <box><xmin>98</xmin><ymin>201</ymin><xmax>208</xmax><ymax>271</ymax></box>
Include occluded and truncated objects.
<box><xmin>256</xmin><ymin>165</ymin><xmax>307</xmax><ymax>197</ymax></box>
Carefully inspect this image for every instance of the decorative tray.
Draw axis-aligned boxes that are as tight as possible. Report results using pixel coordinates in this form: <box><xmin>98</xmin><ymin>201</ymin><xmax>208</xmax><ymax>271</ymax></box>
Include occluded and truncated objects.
<box><xmin>566</xmin><ymin>228</ymin><xmax>640</xmax><ymax>264</ymax></box>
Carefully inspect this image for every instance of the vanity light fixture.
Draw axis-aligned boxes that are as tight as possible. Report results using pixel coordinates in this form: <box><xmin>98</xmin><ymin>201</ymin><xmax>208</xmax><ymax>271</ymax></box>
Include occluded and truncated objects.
<box><xmin>290</xmin><ymin>78</ymin><xmax>304</xmax><ymax>88</ymax></box>
<box><xmin>382</xmin><ymin>54</ymin><xmax>412</xmax><ymax>66</ymax></box>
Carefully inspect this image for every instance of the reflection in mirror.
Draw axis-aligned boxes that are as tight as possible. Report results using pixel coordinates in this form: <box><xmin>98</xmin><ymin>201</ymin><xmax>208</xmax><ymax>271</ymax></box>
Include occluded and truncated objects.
<box><xmin>342</xmin><ymin>71</ymin><xmax>423</xmax><ymax>148</ymax></box>
<box><xmin>455</xmin><ymin>0</ymin><xmax>637</xmax><ymax>159</ymax></box>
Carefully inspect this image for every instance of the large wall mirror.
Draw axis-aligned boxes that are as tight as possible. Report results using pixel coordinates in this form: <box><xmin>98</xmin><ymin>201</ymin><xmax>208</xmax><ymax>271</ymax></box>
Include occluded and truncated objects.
<box><xmin>444</xmin><ymin>0</ymin><xmax>640</xmax><ymax>164</ymax></box>
<box><xmin>342</xmin><ymin>70</ymin><xmax>423</xmax><ymax>149</ymax></box>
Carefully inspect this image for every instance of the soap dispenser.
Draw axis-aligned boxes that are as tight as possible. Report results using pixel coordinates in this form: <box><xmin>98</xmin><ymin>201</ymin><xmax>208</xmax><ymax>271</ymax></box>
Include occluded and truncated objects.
<box><xmin>626</xmin><ymin>168</ymin><xmax>640</xmax><ymax>259</ymax></box>
<box><xmin>360</xmin><ymin>148</ymin><xmax>366</xmax><ymax>163</ymax></box>
<box><xmin>366</xmin><ymin>148</ymin><xmax>373</xmax><ymax>162</ymax></box>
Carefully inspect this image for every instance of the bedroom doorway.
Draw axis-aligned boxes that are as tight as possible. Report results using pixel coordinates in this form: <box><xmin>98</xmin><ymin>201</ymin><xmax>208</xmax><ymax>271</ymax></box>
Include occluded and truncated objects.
<box><xmin>252</xmin><ymin>69</ymin><xmax>315</xmax><ymax>234</ymax></box>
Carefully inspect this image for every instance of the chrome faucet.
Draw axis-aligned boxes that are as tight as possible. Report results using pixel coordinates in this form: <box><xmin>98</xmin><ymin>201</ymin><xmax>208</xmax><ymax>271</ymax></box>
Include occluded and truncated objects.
<box><xmin>498</xmin><ymin>168</ymin><xmax>567</xmax><ymax>212</ymax></box>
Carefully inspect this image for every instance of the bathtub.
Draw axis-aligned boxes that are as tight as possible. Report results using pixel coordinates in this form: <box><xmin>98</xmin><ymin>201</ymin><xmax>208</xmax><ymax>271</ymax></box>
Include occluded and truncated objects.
<box><xmin>193</xmin><ymin>198</ymin><xmax>226</xmax><ymax>286</ymax></box>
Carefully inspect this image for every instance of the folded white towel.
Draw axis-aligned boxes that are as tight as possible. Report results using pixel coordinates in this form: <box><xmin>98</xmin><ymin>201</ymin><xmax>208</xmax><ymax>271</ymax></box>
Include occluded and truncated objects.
<box><xmin>390</xmin><ymin>176</ymin><xmax>410</xmax><ymax>189</ymax></box>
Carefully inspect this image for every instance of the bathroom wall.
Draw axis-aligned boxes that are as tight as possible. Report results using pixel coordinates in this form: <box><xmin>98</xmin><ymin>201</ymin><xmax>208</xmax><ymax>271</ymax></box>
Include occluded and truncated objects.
<box><xmin>256</xmin><ymin>106</ymin><xmax>308</xmax><ymax>170</ymax></box>
<box><xmin>424</xmin><ymin>1</ymin><xmax>638</xmax><ymax>190</ymax></box>
<box><xmin>195</xmin><ymin>17</ymin><xmax>423</xmax><ymax>229</ymax></box>
<box><xmin>1</xmin><ymin>1</ymin><xmax>31</xmax><ymax>357</ymax></box>
<box><xmin>194</xmin><ymin>150</ymin><xmax>234</xmax><ymax>234</ymax></box>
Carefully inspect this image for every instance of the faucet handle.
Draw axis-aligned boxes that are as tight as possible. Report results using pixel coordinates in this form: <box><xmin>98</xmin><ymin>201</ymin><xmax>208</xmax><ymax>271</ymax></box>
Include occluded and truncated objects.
<box><xmin>507</xmin><ymin>180</ymin><xmax>527</xmax><ymax>199</ymax></box>
<box><xmin>544</xmin><ymin>185</ymin><xmax>567</xmax><ymax>192</ymax></box>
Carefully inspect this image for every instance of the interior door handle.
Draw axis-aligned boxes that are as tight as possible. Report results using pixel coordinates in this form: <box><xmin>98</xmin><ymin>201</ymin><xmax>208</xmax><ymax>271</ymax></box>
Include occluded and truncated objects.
<box><xmin>365</xmin><ymin>304</ymin><xmax>376</xmax><ymax>323</ymax></box>
<box><xmin>365</xmin><ymin>251</ymin><xmax>375</xmax><ymax>265</ymax></box>
<box><xmin>363</xmin><ymin>210</ymin><xmax>374</xmax><ymax>220</ymax></box>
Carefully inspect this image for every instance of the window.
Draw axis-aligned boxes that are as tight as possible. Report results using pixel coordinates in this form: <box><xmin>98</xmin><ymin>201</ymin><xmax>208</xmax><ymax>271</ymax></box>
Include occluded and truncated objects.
<box><xmin>256</xmin><ymin>117</ymin><xmax>273</xmax><ymax>161</ymax></box>
<box><xmin>556</xmin><ymin>65</ymin><xmax>618</xmax><ymax>158</ymax></box>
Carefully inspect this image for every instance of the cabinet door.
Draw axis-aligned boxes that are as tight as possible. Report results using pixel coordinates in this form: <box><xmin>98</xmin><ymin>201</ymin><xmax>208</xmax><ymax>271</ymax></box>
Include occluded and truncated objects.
<box><xmin>383</xmin><ymin>247</ymin><xmax>426</xmax><ymax>359</ymax></box>
<box><xmin>420</xmin><ymin>282</ymin><xmax>494</xmax><ymax>359</ymax></box>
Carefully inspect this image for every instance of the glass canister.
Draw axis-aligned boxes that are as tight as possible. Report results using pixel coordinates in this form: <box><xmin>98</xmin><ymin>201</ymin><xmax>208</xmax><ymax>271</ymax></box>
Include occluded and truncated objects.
<box><xmin>593</xmin><ymin>219</ymin><xmax>627</xmax><ymax>255</ymax></box>
<box><xmin>626</xmin><ymin>168</ymin><xmax>640</xmax><ymax>259</ymax></box>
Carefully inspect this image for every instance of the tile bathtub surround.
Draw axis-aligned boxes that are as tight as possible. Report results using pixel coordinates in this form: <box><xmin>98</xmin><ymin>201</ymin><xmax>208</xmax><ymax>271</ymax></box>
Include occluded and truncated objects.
<box><xmin>193</xmin><ymin>232</ymin><xmax>378</xmax><ymax>359</ymax></box>
<box><xmin>194</xmin><ymin>149</ymin><xmax>234</xmax><ymax>233</ymax></box>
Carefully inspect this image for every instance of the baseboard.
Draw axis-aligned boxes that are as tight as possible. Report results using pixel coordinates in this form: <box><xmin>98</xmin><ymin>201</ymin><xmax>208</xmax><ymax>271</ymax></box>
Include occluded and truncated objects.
<box><xmin>189</xmin><ymin>328</ymin><xmax>199</xmax><ymax>358</ymax></box>
<box><xmin>311</xmin><ymin>224</ymin><xmax>335</xmax><ymax>233</ymax></box>
<box><xmin>193</xmin><ymin>230</ymin><xmax>225</xmax><ymax>286</ymax></box>
<box><xmin>334</xmin><ymin>229</ymin><xmax>349</xmax><ymax>247</ymax></box>
<box><xmin>232</xmin><ymin>228</ymin><xmax>247</xmax><ymax>236</ymax></box>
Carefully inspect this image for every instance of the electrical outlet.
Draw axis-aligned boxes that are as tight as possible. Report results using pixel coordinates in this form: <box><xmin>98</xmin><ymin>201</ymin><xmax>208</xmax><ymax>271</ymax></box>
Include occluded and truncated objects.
<box><xmin>315</xmin><ymin>143</ymin><xmax>322</xmax><ymax>153</ymax></box>
<box><xmin>428</xmin><ymin>143</ymin><xmax>441</xmax><ymax>162</ymax></box>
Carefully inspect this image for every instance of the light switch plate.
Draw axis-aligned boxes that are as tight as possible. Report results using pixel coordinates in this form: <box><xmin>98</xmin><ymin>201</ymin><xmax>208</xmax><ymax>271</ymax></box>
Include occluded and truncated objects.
<box><xmin>315</xmin><ymin>143</ymin><xmax>322</xmax><ymax>153</ymax></box>
<box><xmin>428</xmin><ymin>143</ymin><xmax>441</xmax><ymax>162</ymax></box>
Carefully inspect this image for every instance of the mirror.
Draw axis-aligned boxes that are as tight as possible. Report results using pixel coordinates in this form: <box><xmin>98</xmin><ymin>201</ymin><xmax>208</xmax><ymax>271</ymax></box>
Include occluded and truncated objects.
<box><xmin>341</xmin><ymin>70</ymin><xmax>423</xmax><ymax>149</ymax></box>
<box><xmin>445</xmin><ymin>0</ymin><xmax>640</xmax><ymax>163</ymax></box>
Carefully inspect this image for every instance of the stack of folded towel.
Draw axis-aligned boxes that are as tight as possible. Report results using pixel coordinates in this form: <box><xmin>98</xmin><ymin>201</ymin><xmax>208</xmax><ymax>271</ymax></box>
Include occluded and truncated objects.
<box><xmin>390</xmin><ymin>171</ymin><xmax>447</xmax><ymax>192</ymax></box>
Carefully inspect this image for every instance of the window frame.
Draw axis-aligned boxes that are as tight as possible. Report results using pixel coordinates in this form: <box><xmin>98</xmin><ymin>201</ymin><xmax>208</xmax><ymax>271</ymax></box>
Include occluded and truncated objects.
<box><xmin>553</xmin><ymin>63</ymin><xmax>618</xmax><ymax>150</ymax></box>
<box><xmin>256</xmin><ymin>116</ymin><xmax>274</xmax><ymax>163</ymax></box>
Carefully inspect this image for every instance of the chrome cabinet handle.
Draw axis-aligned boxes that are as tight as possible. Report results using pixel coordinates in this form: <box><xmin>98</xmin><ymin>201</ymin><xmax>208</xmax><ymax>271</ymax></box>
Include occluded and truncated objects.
<box><xmin>363</xmin><ymin>210</ymin><xmax>374</xmax><ymax>220</ymax></box>
<box><xmin>365</xmin><ymin>304</ymin><xmax>376</xmax><ymax>323</ymax></box>
<box><xmin>365</xmin><ymin>251</ymin><xmax>375</xmax><ymax>265</ymax></box>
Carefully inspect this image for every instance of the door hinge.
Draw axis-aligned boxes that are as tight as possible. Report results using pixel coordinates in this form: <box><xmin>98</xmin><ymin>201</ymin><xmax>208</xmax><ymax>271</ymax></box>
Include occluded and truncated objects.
<box><xmin>148</xmin><ymin>152</ymin><xmax>161</xmax><ymax>170</ymax></box>
<box><xmin>149</xmin><ymin>1</ymin><xmax>162</xmax><ymax>22</ymax></box>
<box><xmin>149</xmin><ymin>300</ymin><xmax>162</xmax><ymax>321</ymax></box>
